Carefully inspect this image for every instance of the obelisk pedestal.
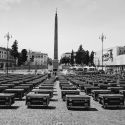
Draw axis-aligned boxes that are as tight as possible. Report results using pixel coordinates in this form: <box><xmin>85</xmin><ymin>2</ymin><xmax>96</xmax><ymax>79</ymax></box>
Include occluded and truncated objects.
<box><xmin>53</xmin><ymin>59</ymin><xmax>58</xmax><ymax>72</ymax></box>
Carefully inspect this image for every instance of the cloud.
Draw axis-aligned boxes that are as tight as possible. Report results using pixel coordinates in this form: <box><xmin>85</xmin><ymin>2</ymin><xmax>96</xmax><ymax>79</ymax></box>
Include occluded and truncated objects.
<box><xmin>64</xmin><ymin>0</ymin><xmax>97</xmax><ymax>11</ymax></box>
<box><xmin>5</xmin><ymin>0</ymin><xmax>22</xmax><ymax>3</ymax></box>
<box><xmin>86</xmin><ymin>1</ymin><xmax>97</xmax><ymax>12</ymax></box>
<box><xmin>0</xmin><ymin>0</ymin><xmax>23</xmax><ymax>11</ymax></box>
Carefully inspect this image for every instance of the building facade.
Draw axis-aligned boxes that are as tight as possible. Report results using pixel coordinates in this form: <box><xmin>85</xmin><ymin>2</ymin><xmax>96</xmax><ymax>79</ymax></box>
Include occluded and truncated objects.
<box><xmin>94</xmin><ymin>46</ymin><xmax>125</xmax><ymax>73</ymax></box>
<box><xmin>27</xmin><ymin>50</ymin><xmax>48</xmax><ymax>66</ymax></box>
<box><xmin>0</xmin><ymin>47</ymin><xmax>15</xmax><ymax>69</ymax></box>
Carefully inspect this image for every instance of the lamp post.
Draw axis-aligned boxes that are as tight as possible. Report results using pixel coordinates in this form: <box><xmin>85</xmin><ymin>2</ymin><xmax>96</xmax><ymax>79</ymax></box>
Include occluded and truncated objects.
<box><xmin>35</xmin><ymin>61</ymin><xmax>37</xmax><ymax>75</ymax></box>
<box><xmin>28</xmin><ymin>50</ymin><xmax>31</xmax><ymax>72</ymax></box>
<box><xmin>93</xmin><ymin>51</ymin><xmax>96</xmax><ymax>69</ymax></box>
<box><xmin>98</xmin><ymin>58</ymin><xmax>100</xmax><ymax>70</ymax></box>
<box><xmin>99</xmin><ymin>33</ymin><xmax>106</xmax><ymax>71</ymax></box>
<box><xmin>4</xmin><ymin>32</ymin><xmax>12</xmax><ymax>77</ymax></box>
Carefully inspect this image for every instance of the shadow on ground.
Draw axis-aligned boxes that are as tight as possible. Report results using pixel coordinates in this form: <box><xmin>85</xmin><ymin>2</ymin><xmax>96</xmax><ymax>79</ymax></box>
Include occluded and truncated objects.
<box><xmin>0</xmin><ymin>106</ymin><xmax>19</xmax><ymax>110</ymax></box>
<box><xmin>27</xmin><ymin>106</ymin><xmax>56</xmax><ymax>110</ymax></box>
<box><xmin>50</xmin><ymin>98</ymin><xmax>58</xmax><ymax>101</ymax></box>
<box><xmin>101</xmin><ymin>106</ymin><xmax>125</xmax><ymax>110</ymax></box>
<box><xmin>68</xmin><ymin>107</ymin><xmax>98</xmax><ymax>111</ymax></box>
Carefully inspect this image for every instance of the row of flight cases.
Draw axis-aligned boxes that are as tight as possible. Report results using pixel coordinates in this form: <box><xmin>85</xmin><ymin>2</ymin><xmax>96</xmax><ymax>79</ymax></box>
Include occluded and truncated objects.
<box><xmin>25</xmin><ymin>76</ymin><xmax>56</xmax><ymax>108</ymax></box>
<box><xmin>0</xmin><ymin>74</ymin><xmax>55</xmax><ymax>108</ymax></box>
<box><xmin>59</xmin><ymin>76</ymin><xmax>91</xmax><ymax>110</ymax></box>
<box><xmin>1</xmin><ymin>73</ymin><xmax>125</xmax><ymax>110</ymax></box>
<box><xmin>64</xmin><ymin>74</ymin><xmax>125</xmax><ymax>109</ymax></box>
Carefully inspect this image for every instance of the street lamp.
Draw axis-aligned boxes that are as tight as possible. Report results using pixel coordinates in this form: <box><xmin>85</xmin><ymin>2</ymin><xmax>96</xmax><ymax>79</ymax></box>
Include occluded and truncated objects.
<box><xmin>99</xmin><ymin>33</ymin><xmax>106</xmax><ymax>71</ymax></box>
<box><xmin>4</xmin><ymin>32</ymin><xmax>12</xmax><ymax>77</ymax></box>
<box><xmin>28</xmin><ymin>50</ymin><xmax>31</xmax><ymax>72</ymax></box>
<box><xmin>35</xmin><ymin>61</ymin><xmax>37</xmax><ymax>75</ymax></box>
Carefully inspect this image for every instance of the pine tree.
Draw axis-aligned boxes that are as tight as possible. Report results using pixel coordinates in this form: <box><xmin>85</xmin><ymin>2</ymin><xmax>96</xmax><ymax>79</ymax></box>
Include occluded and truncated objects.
<box><xmin>76</xmin><ymin>44</ymin><xmax>86</xmax><ymax>65</ymax></box>
<box><xmin>75</xmin><ymin>45</ymin><xmax>83</xmax><ymax>64</ymax></box>
<box><xmin>11</xmin><ymin>40</ymin><xmax>19</xmax><ymax>66</ymax></box>
<box><xmin>21</xmin><ymin>49</ymin><xmax>27</xmax><ymax>63</ymax></box>
<box><xmin>89</xmin><ymin>51</ymin><xmax>94</xmax><ymax>66</ymax></box>
<box><xmin>18</xmin><ymin>53</ymin><xmax>23</xmax><ymax>66</ymax></box>
<box><xmin>85</xmin><ymin>50</ymin><xmax>89</xmax><ymax>65</ymax></box>
<box><xmin>70</xmin><ymin>50</ymin><xmax>74</xmax><ymax>66</ymax></box>
<box><xmin>47</xmin><ymin>57</ymin><xmax>52</xmax><ymax>65</ymax></box>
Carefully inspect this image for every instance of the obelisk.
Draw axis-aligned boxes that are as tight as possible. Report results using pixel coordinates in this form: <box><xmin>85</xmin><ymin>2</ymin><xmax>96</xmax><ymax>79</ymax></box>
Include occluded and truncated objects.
<box><xmin>53</xmin><ymin>10</ymin><xmax>58</xmax><ymax>73</ymax></box>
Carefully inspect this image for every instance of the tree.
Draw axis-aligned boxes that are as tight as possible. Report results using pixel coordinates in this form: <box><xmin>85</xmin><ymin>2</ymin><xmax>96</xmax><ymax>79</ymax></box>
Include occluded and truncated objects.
<box><xmin>75</xmin><ymin>44</ymin><xmax>86</xmax><ymax>65</ymax></box>
<box><xmin>18</xmin><ymin>53</ymin><xmax>23</xmax><ymax>66</ymax></box>
<box><xmin>85</xmin><ymin>50</ymin><xmax>89</xmax><ymax>65</ymax></box>
<box><xmin>60</xmin><ymin>56</ymin><xmax>70</xmax><ymax>65</ymax></box>
<box><xmin>70</xmin><ymin>50</ymin><xmax>74</xmax><ymax>66</ymax></box>
<box><xmin>47</xmin><ymin>57</ymin><xmax>52</xmax><ymax>65</ymax></box>
<box><xmin>89</xmin><ymin>51</ymin><xmax>94</xmax><ymax>66</ymax></box>
<box><xmin>65</xmin><ymin>56</ymin><xmax>71</xmax><ymax>65</ymax></box>
<box><xmin>21</xmin><ymin>49</ymin><xmax>27</xmax><ymax>63</ymax></box>
<box><xmin>11</xmin><ymin>40</ymin><xmax>19</xmax><ymax>66</ymax></box>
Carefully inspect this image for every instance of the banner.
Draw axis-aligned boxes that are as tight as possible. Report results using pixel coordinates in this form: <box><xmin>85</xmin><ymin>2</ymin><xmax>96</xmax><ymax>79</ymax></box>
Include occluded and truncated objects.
<box><xmin>117</xmin><ymin>46</ymin><xmax>125</xmax><ymax>56</ymax></box>
<box><xmin>103</xmin><ymin>49</ymin><xmax>113</xmax><ymax>62</ymax></box>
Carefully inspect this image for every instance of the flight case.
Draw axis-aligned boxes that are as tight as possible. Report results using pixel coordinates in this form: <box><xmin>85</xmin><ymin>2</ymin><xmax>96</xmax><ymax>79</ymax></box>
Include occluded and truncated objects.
<box><xmin>91</xmin><ymin>90</ymin><xmax>111</xmax><ymax>101</ymax></box>
<box><xmin>0</xmin><ymin>93</ymin><xmax>15</xmax><ymax>107</ymax></box>
<box><xmin>61</xmin><ymin>90</ymin><xmax>80</xmax><ymax>101</ymax></box>
<box><xmin>4</xmin><ymin>89</ymin><xmax>25</xmax><ymax>100</ymax></box>
<box><xmin>26</xmin><ymin>93</ymin><xmax>50</xmax><ymax>108</ymax></box>
<box><xmin>98</xmin><ymin>94</ymin><xmax>124</xmax><ymax>108</ymax></box>
<box><xmin>84</xmin><ymin>87</ymin><xmax>100</xmax><ymax>95</ymax></box>
<box><xmin>66</xmin><ymin>95</ymin><xmax>90</xmax><ymax>110</ymax></box>
<box><xmin>32</xmin><ymin>89</ymin><xmax>54</xmax><ymax>98</ymax></box>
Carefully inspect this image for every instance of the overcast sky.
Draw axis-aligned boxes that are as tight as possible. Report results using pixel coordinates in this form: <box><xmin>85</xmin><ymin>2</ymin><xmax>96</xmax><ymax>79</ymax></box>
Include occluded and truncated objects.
<box><xmin>0</xmin><ymin>0</ymin><xmax>125</xmax><ymax>59</ymax></box>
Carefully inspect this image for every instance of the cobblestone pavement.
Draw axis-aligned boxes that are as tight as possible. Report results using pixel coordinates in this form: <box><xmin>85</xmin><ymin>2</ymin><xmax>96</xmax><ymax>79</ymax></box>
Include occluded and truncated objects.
<box><xmin>0</xmin><ymin>81</ymin><xmax>125</xmax><ymax>125</ymax></box>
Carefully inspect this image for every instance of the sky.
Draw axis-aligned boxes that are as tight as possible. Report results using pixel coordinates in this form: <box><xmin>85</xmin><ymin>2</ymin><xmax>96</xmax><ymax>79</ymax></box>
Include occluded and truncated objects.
<box><xmin>0</xmin><ymin>0</ymin><xmax>125</xmax><ymax>59</ymax></box>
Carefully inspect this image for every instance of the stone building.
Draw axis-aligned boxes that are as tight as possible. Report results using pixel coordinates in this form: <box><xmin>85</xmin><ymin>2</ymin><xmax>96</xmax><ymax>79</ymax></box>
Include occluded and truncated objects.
<box><xmin>61</xmin><ymin>52</ymin><xmax>76</xmax><ymax>59</ymax></box>
<box><xmin>27</xmin><ymin>50</ymin><xmax>48</xmax><ymax>66</ymax></box>
<box><xmin>0</xmin><ymin>47</ymin><xmax>15</xmax><ymax>69</ymax></box>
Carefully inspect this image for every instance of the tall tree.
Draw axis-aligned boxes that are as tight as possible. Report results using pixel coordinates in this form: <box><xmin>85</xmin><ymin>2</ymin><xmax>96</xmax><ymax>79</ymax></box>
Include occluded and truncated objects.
<box><xmin>70</xmin><ymin>50</ymin><xmax>74</xmax><ymax>66</ymax></box>
<box><xmin>47</xmin><ymin>57</ymin><xmax>52</xmax><ymax>65</ymax></box>
<box><xmin>85</xmin><ymin>50</ymin><xmax>89</xmax><ymax>65</ymax></box>
<box><xmin>89</xmin><ymin>51</ymin><xmax>94</xmax><ymax>66</ymax></box>
<box><xmin>18</xmin><ymin>53</ymin><xmax>23</xmax><ymax>66</ymax></box>
<box><xmin>11</xmin><ymin>40</ymin><xmax>19</xmax><ymax>66</ymax></box>
<box><xmin>75</xmin><ymin>45</ymin><xmax>86</xmax><ymax>65</ymax></box>
<box><xmin>75</xmin><ymin>45</ymin><xmax>82</xmax><ymax>64</ymax></box>
<box><xmin>60</xmin><ymin>56</ymin><xmax>70</xmax><ymax>65</ymax></box>
<box><xmin>21</xmin><ymin>49</ymin><xmax>27</xmax><ymax>64</ymax></box>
